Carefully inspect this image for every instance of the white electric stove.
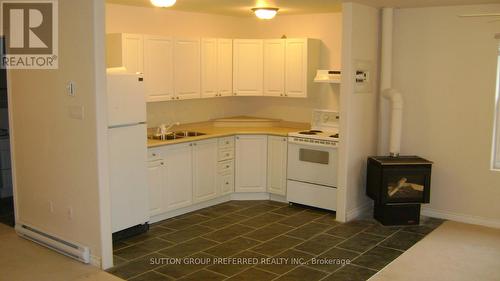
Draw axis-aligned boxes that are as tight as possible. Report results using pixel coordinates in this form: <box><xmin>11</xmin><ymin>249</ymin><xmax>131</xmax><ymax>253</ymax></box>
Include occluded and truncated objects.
<box><xmin>287</xmin><ymin>110</ymin><xmax>340</xmax><ymax>211</ymax></box>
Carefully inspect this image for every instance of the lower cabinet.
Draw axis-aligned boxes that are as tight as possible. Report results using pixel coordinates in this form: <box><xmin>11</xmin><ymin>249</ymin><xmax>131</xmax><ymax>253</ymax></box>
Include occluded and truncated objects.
<box><xmin>235</xmin><ymin>135</ymin><xmax>268</xmax><ymax>192</ymax></box>
<box><xmin>164</xmin><ymin>143</ymin><xmax>193</xmax><ymax>211</ymax></box>
<box><xmin>192</xmin><ymin>139</ymin><xmax>218</xmax><ymax>203</ymax></box>
<box><xmin>147</xmin><ymin>134</ymin><xmax>287</xmax><ymax>217</ymax></box>
<box><xmin>267</xmin><ymin>136</ymin><xmax>288</xmax><ymax>196</ymax></box>
<box><xmin>147</xmin><ymin>159</ymin><xmax>167</xmax><ymax>216</ymax></box>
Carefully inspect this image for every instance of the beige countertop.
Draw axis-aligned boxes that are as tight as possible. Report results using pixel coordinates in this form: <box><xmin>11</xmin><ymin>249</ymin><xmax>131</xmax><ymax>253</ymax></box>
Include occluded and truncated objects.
<box><xmin>147</xmin><ymin>120</ymin><xmax>309</xmax><ymax>148</ymax></box>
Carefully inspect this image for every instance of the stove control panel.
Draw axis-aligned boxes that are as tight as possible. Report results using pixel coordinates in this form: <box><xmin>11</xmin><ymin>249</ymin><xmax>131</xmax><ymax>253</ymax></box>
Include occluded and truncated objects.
<box><xmin>288</xmin><ymin>137</ymin><xmax>339</xmax><ymax>147</ymax></box>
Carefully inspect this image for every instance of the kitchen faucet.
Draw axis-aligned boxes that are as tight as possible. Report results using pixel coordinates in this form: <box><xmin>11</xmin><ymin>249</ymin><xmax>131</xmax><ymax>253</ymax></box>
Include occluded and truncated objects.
<box><xmin>158</xmin><ymin>122</ymin><xmax>180</xmax><ymax>140</ymax></box>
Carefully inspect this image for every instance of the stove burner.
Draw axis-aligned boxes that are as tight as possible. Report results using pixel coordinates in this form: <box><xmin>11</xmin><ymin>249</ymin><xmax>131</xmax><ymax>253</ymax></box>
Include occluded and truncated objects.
<box><xmin>331</xmin><ymin>133</ymin><xmax>339</xmax><ymax>138</ymax></box>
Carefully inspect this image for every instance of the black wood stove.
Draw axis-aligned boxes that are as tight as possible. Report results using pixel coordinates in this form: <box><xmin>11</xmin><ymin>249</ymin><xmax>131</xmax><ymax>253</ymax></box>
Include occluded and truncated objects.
<box><xmin>366</xmin><ymin>156</ymin><xmax>433</xmax><ymax>225</ymax></box>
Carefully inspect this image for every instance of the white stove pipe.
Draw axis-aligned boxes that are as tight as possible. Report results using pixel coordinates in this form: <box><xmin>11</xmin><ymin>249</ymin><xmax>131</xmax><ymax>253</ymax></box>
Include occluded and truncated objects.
<box><xmin>380</xmin><ymin>8</ymin><xmax>404</xmax><ymax>157</ymax></box>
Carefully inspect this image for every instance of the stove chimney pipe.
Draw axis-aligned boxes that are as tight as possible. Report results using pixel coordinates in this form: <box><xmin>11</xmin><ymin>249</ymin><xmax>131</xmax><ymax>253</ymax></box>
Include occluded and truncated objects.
<box><xmin>380</xmin><ymin>7</ymin><xmax>403</xmax><ymax>157</ymax></box>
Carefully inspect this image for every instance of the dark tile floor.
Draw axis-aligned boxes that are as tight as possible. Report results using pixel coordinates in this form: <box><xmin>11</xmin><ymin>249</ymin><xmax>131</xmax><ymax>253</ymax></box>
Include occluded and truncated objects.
<box><xmin>0</xmin><ymin>197</ymin><xmax>15</xmax><ymax>227</ymax></box>
<box><xmin>108</xmin><ymin>201</ymin><xmax>444</xmax><ymax>281</ymax></box>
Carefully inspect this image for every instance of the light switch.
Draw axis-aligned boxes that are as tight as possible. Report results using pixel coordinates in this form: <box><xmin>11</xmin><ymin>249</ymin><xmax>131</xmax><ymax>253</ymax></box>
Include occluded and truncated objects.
<box><xmin>67</xmin><ymin>81</ymin><xmax>76</xmax><ymax>97</ymax></box>
<box><xmin>68</xmin><ymin>105</ymin><xmax>84</xmax><ymax>120</ymax></box>
<box><xmin>354</xmin><ymin>60</ymin><xmax>373</xmax><ymax>94</ymax></box>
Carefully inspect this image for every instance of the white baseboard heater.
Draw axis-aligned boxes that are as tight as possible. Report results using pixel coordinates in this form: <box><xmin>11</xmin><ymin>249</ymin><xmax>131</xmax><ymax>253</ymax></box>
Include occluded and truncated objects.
<box><xmin>15</xmin><ymin>224</ymin><xmax>90</xmax><ymax>264</ymax></box>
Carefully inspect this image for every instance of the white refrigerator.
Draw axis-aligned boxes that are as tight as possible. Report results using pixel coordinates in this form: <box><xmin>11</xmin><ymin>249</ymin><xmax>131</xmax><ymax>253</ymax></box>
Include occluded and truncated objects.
<box><xmin>107</xmin><ymin>70</ymin><xmax>149</xmax><ymax>233</ymax></box>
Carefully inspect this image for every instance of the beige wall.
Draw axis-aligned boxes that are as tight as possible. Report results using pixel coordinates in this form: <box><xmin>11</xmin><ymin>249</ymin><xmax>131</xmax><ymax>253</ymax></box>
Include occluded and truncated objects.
<box><xmin>105</xmin><ymin>4</ymin><xmax>342</xmax><ymax>127</ymax></box>
<box><xmin>390</xmin><ymin>5</ymin><xmax>500</xmax><ymax>226</ymax></box>
<box><xmin>9</xmin><ymin>0</ymin><xmax>105</xmax><ymax>261</ymax></box>
<box><xmin>337</xmin><ymin>2</ymin><xmax>380</xmax><ymax>221</ymax></box>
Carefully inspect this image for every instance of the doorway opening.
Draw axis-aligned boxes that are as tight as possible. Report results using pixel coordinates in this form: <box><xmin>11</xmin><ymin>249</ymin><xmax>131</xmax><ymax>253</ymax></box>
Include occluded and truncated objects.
<box><xmin>0</xmin><ymin>38</ymin><xmax>14</xmax><ymax>227</ymax></box>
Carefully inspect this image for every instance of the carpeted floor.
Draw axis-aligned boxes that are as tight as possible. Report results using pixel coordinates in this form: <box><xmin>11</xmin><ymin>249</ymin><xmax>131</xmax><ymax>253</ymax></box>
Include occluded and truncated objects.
<box><xmin>369</xmin><ymin>220</ymin><xmax>500</xmax><ymax>281</ymax></box>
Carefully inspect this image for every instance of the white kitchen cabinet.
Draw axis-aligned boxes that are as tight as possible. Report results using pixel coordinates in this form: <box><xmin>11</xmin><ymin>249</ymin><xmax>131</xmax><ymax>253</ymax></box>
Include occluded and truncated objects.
<box><xmin>264</xmin><ymin>39</ymin><xmax>285</xmax><ymax>97</ymax></box>
<box><xmin>235</xmin><ymin>135</ymin><xmax>268</xmax><ymax>192</ymax></box>
<box><xmin>201</xmin><ymin>38</ymin><xmax>233</xmax><ymax>98</ymax></box>
<box><xmin>174</xmin><ymin>38</ymin><xmax>201</xmax><ymax>100</ymax></box>
<box><xmin>267</xmin><ymin>136</ymin><xmax>288</xmax><ymax>196</ymax></box>
<box><xmin>106</xmin><ymin>33</ymin><xmax>143</xmax><ymax>74</ymax></box>
<box><xmin>233</xmin><ymin>39</ymin><xmax>263</xmax><ymax>96</ymax></box>
<box><xmin>164</xmin><ymin>143</ymin><xmax>193</xmax><ymax>210</ymax></box>
<box><xmin>217</xmin><ymin>39</ymin><xmax>233</xmax><ymax>97</ymax></box>
<box><xmin>144</xmin><ymin>35</ymin><xmax>174</xmax><ymax>102</ymax></box>
<box><xmin>285</xmin><ymin>38</ymin><xmax>320</xmax><ymax>98</ymax></box>
<box><xmin>192</xmin><ymin>139</ymin><xmax>218</xmax><ymax>203</ymax></box>
<box><xmin>201</xmin><ymin>38</ymin><xmax>218</xmax><ymax>98</ymax></box>
<box><xmin>148</xmin><ymin>159</ymin><xmax>167</xmax><ymax>216</ymax></box>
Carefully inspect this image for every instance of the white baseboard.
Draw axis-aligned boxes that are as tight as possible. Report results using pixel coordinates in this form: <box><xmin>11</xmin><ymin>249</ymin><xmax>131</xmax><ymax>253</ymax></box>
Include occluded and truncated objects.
<box><xmin>269</xmin><ymin>193</ymin><xmax>287</xmax><ymax>203</ymax></box>
<box><xmin>346</xmin><ymin>201</ymin><xmax>373</xmax><ymax>222</ymax></box>
<box><xmin>422</xmin><ymin>207</ymin><xmax>500</xmax><ymax>229</ymax></box>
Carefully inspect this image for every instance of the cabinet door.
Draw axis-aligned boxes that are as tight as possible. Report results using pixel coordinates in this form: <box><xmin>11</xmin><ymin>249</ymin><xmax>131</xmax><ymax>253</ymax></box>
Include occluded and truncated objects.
<box><xmin>267</xmin><ymin>136</ymin><xmax>288</xmax><ymax>196</ymax></box>
<box><xmin>218</xmin><ymin>173</ymin><xmax>234</xmax><ymax>195</ymax></box>
<box><xmin>264</xmin><ymin>39</ymin><xmax>285</xmax><ymax>97</ymax></box>
<box><xmin>148</xmin><ymin>160</ymin><xmax>167</xmax><ymax>216</ymax></box>
<box><xmin>201</xmin><ymin>38</ymin><xmax>218</xmax><ymax>98</ymax></box>
<box><xmin>164</xmin><ymin>143</ymin><xmax>193</xmax><ymax>210</ymax></box>
<box><xmin>192</xmin><ymin>139</ymin><xmax>218</xmax><ymax>203</ymax></box>
<box><xmin>174</xmin><ymin>38</ymin><xmax>201</xmax><ymax>100</ymax></box>
<box><xmin>144</xmin><ymin>36</ymin><xmax>174</xmax><ymax>102</ymax></box>
<box><xmin>217</xmin><ymin>39</ymin><xmax>233</xmax><ymax>97</ymax></box>
<box><xmin>123</xmin><ymin>34</ymin><xmax>144</xmax><ymax>74</ymax></box>
<box><xmin>233</xmin><ymin>39</ymin><xmax>263</xmax><ymax>96</ymax></box>
<box><xmin>235</xmin><ymin>135</ymin><xmax>267</xmax><ymax>192</ymax></box>
<box><xmin>285</xmin><ymin>38</ymin><xmax>307</xmax><ymax>98</ymax></box>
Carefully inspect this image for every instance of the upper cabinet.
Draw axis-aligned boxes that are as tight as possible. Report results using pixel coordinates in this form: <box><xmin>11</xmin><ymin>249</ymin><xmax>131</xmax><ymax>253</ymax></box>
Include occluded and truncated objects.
<box><xmin>217</xmin><ymin>39</ymin><xmax>234</xmax><ymax>97</ymax></box>
<box><xmin>263</xmin><ymin>39</ymin><xmax>285</xmax><ymax>97</ymax></box>
<box><xmin>106</xmin><ymin>34</ymin><xmax>320</xmax><ymax>102</ymax></box>
<box><xmin>233</xmin><ymin>39</ymin><xmax>264</xmax><ymax>96</ymax></box>
<box><xmin>144</xmin><ymin>35</ymin><xmax>174</xmax><ymax>102</ymax></box>
<box><xmin>201</xmin><ymin>38</ymin><xmax>233</xmax><ymax>98</ymax></box>
<box><xmin>285</xmin><ymin>38</ymin><xmax>320</xmax><ymax>98</ymax></box>
<box><xmin>174</xmin><ymin>38</ymin><xmax>201</xmax><ymax>100</ymax></box>
<box><xmin>106</xmin><ymin>33</ymin><xmax>143</xmax><ymax>74</ymax></box>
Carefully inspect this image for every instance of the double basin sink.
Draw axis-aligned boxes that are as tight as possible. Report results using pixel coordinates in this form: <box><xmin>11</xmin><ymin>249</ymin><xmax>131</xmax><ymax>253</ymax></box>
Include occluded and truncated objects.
<box><xmin>148</xmin><ymin>131</ymin><xmax>207</xmax><ymax>141</ymax></box>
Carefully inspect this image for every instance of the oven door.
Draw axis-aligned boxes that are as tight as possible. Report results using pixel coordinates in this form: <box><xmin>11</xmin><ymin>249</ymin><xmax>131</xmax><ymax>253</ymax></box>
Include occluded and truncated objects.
<box><xmin>287</xmin><ymin>142</ymin><xmax>338</xmax><ymax>187</ymax></box>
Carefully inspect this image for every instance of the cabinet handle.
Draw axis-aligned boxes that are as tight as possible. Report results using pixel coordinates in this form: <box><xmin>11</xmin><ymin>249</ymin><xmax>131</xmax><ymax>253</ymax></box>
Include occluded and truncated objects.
<box><xmin>225</xmin><ymin>153</ymin><xmax>230</xmax><ymax>157</ymax></box>
<box><xmin>176</xmin><ymin>97</ymin><xmax>180</xmax><ymax>100</ymax></box>
<box><xmin>226</xmin><ymin>165</ymin><xmax>230</xmax><ymax>168</ymax></box>
<box><xmin>225</xmin><ymin>182</ymin><xmax>229</xmax><ymax>185</ymax></box>
<box><xmin>225</xmin><ymin>141</ymin><xmax>229</xmax><ymax>145</ymax></box>
<box><xmin>189</xmin><ymin>143</ymin><xmax>192</xmax><ymax>146</ymax></box>
<box><xmin>161</xmin><ymin>162</ymin><xmax>164</xmax><ymax>165</ymax></box>
<box><xmin>152</xmin><ymin>153</ymin><xmax>157</xmax><ymax>156</ymax></box>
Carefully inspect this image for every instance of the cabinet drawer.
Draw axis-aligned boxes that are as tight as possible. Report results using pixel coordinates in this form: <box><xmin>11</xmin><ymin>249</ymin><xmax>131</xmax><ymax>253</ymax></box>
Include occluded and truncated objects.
<box><xmin>148</xmin><ymin>149</ymin><xmax>162</xmax><ymax>161</ymax></box>
<box><xmin>218</xmin><ymin>159</ymin><xmax>234</xmax><ymax>174</ymax></box>
<box><xmin>218</xmin><ymin>148</ymin><xmax>234</xmax><ymax>161</ymax></box>
<box><xmin>219</xmin><ymin>173</ymin><xmax>234</xmax><ymax>194</ymax></box>
<box><xmin>218</xmin><ymin>136</ymin><xmax>235</xmax><ymax>148</ymax></box>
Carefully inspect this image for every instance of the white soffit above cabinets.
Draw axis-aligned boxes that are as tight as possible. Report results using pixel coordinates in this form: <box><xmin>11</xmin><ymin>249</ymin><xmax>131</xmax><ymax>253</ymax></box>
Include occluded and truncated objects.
<box><xmin>107</xmin><ymin>0</ymin><xmax>500</xmax><ymax>17</ymax></box>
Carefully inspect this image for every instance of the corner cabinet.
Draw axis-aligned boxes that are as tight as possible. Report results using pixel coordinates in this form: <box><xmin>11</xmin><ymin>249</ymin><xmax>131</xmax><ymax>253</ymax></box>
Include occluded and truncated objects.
<box><xmin>235</xmin><ymin>135</ymin><xmax>268</xmax><ymax>192</ymax></box>
<box><xmin>267</xmin><ymin>136</ymin><xmax>288</xmax><ymax>196</ymax></box>
<box><xmin>233</xmin><ymin>39</ymin><xmax>264</xmax><ymax>96</ymax></box>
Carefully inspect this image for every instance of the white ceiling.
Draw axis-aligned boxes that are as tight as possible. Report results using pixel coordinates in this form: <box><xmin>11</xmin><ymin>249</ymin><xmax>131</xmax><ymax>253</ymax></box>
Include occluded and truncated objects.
<box><xmin>106</xmin><ymin>0</ymin><xmax>500</xmax><ymax>17</ymax></box>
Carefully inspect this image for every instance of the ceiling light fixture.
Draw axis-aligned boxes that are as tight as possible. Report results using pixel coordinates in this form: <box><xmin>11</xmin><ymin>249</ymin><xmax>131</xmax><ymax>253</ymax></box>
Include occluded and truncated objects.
<box><xmin>150</xmin><ymin>0</ymin><xmax>176</xmax><ymax>8</ymax></box>
<box><xmin>252</xmin><ymin>7</ymin><xmax>279</xmax><ymax>20</ymax></box>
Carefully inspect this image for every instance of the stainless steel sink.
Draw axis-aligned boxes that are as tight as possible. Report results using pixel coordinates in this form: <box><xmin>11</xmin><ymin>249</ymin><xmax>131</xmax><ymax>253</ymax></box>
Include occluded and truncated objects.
<box><xmin>148</xmin><ymin>133</ymin><xmax>184</xmax><ymax>141</ymax></box>
<box><xmin>148</xmin><ymin>131</ymin><xmax>206</xmax><ymax>141</ymax></box>
<box><xmin>174</xmin><ymin>131</ymin><xmax>207</xmax><ymax>137</ymax></box>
